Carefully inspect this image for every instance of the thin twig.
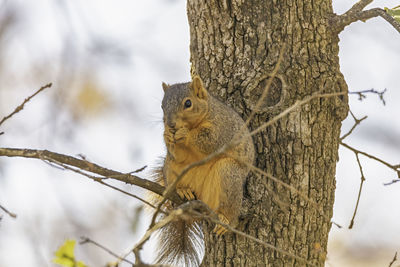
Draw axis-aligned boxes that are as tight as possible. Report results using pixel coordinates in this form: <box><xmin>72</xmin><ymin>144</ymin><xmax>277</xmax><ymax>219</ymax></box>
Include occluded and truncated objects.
<box><xmin>349</xmin><ymin>88</ymin><xmax>387</xmax><ymax>105</ymax></box>
<box><xmin>80</xmin><ymin>237</ymin><xmax>134</xmax><ymax>265</ymax></box>
<box><xmin>331</xmin><ymin>221</ymin><xmax>343</xmax><ymax>229</ymax></box>
<box><xmin>0</xmin><ymin>204</ymin><xmax>17</xmax><ymax>218</ymax></box>
<box><xmin>340</xmin><ymin>142</ymin><xmax>400</xmax><ymax>177</ymax></box>
<box><xmin>0</xmin><ymin>83</ymin><xmax>52</xmax><ymax>127</ymax></box>
<box><xmin>341</xmin><ymin>141</ymin><xmax>400</xmax><ymax>223</ymax></box>
<box><xmin>388</xmin><ymin>251</ymin><xmax>398</xmax><ymax>267</ymax></box>
<box><xmin>249</xmin><ymin>91</ymin><xmax>346</xmax><ymax>137</ymax></box>
<box><xmin>340</xmin><ymin>110</ymin><xmax>367</xmax><ymax>141</ymax></box>
<box><xmin>131</xmin><ymin>165</ymin><xmax>148</xmax><ymax>174</ymax></box>
<box><xmin>40</xmin><ymin>156</ymin><xmax>160</xmax><ymax>211</ymax></box>
<box><xmin>245</xmin><ymin>43</ymin><xmax>286</xmax><ymax>125</ymax></box>
<box><xmin>348</xmin><ymin>153</ymin><xmax>366</xmax><ymax>229</ymax></box>
<box><xmin>245</xmin><ymin>162</ymin><xmax>332</xmax><ymax>222</ymax></box>
<box><xmin>383</xmin><ymin>179</ymin><xmax>400</xmax><ymax>186</ymax></box>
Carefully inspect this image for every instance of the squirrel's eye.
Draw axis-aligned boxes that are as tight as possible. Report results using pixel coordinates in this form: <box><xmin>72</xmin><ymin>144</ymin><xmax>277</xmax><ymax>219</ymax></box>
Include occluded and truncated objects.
<box><xmin>184</xmin><ymin>99</ymin><xmax>192</xmax><ymax>109</ymax></box>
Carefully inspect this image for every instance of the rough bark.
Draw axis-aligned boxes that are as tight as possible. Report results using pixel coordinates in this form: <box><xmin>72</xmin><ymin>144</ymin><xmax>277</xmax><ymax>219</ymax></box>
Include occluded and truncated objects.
<box><xmin>187</xmin><ymin>0</ymin><xmax>348</xmax><ymax>266</ymax></box>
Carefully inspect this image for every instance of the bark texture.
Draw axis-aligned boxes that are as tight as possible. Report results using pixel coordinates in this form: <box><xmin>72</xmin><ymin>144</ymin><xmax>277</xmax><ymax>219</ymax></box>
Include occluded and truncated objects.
<box><xmin>187</xmin><ymin>0</ymin><xmax>348</xmax><ymax>266</ymax></box>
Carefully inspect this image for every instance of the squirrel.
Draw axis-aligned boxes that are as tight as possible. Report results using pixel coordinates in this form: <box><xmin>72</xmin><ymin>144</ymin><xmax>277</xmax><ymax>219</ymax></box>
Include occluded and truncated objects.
<box><xmin>152</xmin><ymin>75</ymin><xmax>255</xmax><ymax>266</ymax></box>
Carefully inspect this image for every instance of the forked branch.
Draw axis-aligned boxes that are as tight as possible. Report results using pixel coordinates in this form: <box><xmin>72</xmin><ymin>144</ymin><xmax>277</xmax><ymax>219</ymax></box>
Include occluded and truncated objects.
<box><xmin>331</xmin><ymin>0</ymin><xmax>400</xmax><ymax>34</ymax></box>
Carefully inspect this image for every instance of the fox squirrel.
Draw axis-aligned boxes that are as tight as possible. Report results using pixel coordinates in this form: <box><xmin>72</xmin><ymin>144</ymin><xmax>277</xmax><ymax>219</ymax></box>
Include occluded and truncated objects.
<box><xmin>153</xmin><ymin>76</ymin><xmax>254</xmax><ymax>266</ymax></box>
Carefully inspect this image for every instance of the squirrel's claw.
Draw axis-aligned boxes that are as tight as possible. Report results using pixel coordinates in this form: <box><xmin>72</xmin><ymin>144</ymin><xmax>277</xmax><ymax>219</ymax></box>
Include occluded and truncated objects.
<box><xmin>213</xmin><ymin>214</ymin><xmax>229</xmax><ymax>236</ymax></box>
<box><xmin>177</xmin><ymin>188</ymin><xmax>196</xmax><ymax>201</ymax></box>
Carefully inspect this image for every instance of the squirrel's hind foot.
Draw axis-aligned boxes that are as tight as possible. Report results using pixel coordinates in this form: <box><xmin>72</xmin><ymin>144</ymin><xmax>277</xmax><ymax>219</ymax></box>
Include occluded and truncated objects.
<box><xmin>213</xmin><ymin>213</ymin><xmax>229</xmax><ymax>236</ymax></box>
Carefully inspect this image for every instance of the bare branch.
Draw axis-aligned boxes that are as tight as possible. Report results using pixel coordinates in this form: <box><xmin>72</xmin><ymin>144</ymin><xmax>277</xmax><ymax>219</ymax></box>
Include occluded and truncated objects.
<box><xmin>332</xmin><ymin>221</ymin><xmax>343</xmax><ymax>229</ymax></box>
<box><xmin>340</xmin><ymin>110</ymin><xmax>368</xmax><ymax>141</ymax></box>
<box><xmin>131</xmin><ymin>165</ymin><xmax>148</xmax><ymax>174</ymax></box>
<box><xmin>0</xmin><ymin>204</ymin><xmax>17</xmax><ymax>218</ymax></box>
<box><xmin>0</xmin><ymin>147</ymin><xmax>182</xmax><ymax>204</ymax></box>
<box><xmin>389</xmin><ymin>251</ymin><xmax>398</xmax><ymax>267</ymax></box>
<box><xmin>332</xmin><ymin>6</ymin><xmax>400</xmax><ymax>34</ymax></box>
<box><xmin>80</xmin><ymin>237</ymin><xmax>134</xmax><ymax>265</ymax></box>
<box><xmin>245</xmin><ymin>162</ymin><xmax>333</xmax><ymax>223</ymax></box>
<box><xmin>383</xmin><ymin>179</ymin><xmax>400</xmax><ymax>186</ymax></box>
<box><xmin>249</xmin><ymin>91</ymin><xmax>346</xmax><ymax>137</ymax></box>
<box><xmin>340</xmin><ymin>142</ymin><xmax>400</xmax><ymax>177</ymax></box>
<box><xmin>245</xmin><ymin>43</ymin><xmax>286</xmax><ymax>125</ymax></box>
<box><xmin>0</xmin><ymin>83</ymin><xmax>52</xmax><ymax>128</ymax></box>
<box><xmin>49</xmin><ymin>159</ymin><xmax>159</xmax><ymax>210</ymax></box>
<box><xmin>348</xmin><ymin>153</ymin><xmax>366</xmax><ymax>229</ymax></box>
<box><xmin>340</xmin><ymin>140</ymin><xmax>400</xmax><ymax>224</ymax></box>
<box><xmin>349</xmin><ymin>88</ymin><xmax>387</xmax><ymax>105</ymax></box>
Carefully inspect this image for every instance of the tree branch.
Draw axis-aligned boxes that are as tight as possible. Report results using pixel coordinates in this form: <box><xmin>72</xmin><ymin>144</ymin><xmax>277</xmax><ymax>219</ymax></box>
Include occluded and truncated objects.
<box><xmin>349</xmin><ymin>88</ymin><xmax>387</xmax><ymax>105</ymax></box>
<box><xmin>0</xmin><ymin>83</ymin><xmax>52</xmax><ymax>128</ymax></box>
<box><xmin>383</xmin><ymin>179</ymin><xmax>400</xmax><ymax>186</ymax></box>
<box><xmin>0</xmin><ymin>204</ymin><xmax>17</xmax><ymax>218</ymax></box>
<box><xmin>389</xmin><ymin>251</ymin><xmax>398</xmax><ymax>267</ymax></box>
<box><xmin>332</xmin><ymin>4</ymin><xmax>400</xmax><ymax>34</ymax></box>
<box><xmin>340</xmin><ymin>141</ymin><xmax>400</xmax><ymax>191</ymax></box>
<box><xmin>0</xmin><ymin>147</ymin><xmax>183</xmax><ymax>204</ymax></box>
<box><xmin>340</xmin><ymin>142</ymin><xmax>400</xmax><ymax>177</ymax></box>
<box><xmin>80</xmin><ymin>237</ymin><xmax>135</xmax><ymax>265</ymax></box>
<box><xmin>340</xmin><ymin>110</ymin><xmax>368</xmax><ymax>141</ymax></box>
<box><xmin>46</xmin><ymin>158</ymin><xmax>159</xmax><ymax>210</ymax></box>
<box><xmin>348</xmin><ymin>153</ymin><xmax>366</xmax><ymax>229</ymax></box>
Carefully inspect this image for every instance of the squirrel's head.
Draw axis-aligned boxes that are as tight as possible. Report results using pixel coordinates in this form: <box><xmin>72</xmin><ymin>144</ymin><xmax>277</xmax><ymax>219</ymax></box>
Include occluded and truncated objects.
<box><xmin>161</xmin><ymin>76</ymin><xmax>209</xmax><ymax>131</ymax></box>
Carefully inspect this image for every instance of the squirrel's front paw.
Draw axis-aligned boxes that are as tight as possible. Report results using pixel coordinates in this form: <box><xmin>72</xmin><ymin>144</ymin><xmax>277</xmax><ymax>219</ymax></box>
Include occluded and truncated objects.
<box><xmin>164</xmin><ymin>131</ymin><xmax>175</xmax><ymax>145</ymax></box>
<box><xmin>213</xmin><ymin>214</ymin><xmax>229</xmax><ymax>236</ymax></box>
<box><xmin>176</xmin><ymin>188</ymin><xmax>196</xmax><ymax>201</ymax></box>
<box><xmin>174</xmin><ymin>128</ymin><xmax>188</xmax><ymax>143</ymax></box>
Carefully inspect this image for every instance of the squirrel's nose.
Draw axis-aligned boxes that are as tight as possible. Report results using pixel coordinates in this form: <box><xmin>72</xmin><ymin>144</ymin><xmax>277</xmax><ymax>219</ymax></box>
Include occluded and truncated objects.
<box><xmin>166</xmin><ymin>115</ymin><xmax>176</xmax><ymax>129</ymax></box>
<box><xmin>167</xmin><ymin>121</ymin><xmax>176</xmax><ymax>129</ymax></box>
<box><xmin>168</xmin><ymin>122</ymin><xmax>176</xmax><ymax>129</ymax></box>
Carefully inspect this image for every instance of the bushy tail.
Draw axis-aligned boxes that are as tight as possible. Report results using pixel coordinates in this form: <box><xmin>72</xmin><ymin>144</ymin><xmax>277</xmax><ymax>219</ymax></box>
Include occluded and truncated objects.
<box><xmin>155</xmin><ymin>217</ymin><xmax>203</xmax><ymax>266</ymax></box>
<box><xmin>146</xmin><ymin>159</ymin><xmax>203</xmax><ymax>266</ymax></box>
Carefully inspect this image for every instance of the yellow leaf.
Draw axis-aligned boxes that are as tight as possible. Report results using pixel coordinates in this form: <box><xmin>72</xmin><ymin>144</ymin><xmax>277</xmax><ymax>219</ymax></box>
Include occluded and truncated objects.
<box><xmin>53</xmin><ymin>239</ymin><xmax>89</xmax><ymax>267</ymax></box>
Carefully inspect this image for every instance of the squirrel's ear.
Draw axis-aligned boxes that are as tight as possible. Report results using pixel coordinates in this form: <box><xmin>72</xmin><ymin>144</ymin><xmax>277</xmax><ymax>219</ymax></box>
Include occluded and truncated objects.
<box><xmin>162</xmin><ymin>82</ymin><xmax>170</xmax><ymax>92</ymax></box>
<box><xmin>191</xmin><ymin>76</ymin><xmax>208</xmax><ymax>100</ymax></box>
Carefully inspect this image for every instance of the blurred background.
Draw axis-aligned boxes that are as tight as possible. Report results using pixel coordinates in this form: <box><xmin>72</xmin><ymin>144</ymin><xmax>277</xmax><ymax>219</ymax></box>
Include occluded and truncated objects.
<box><xmin>0</xmin><ymin>0</ymin><xmax>399</xmax><ymax>266</ymax></box>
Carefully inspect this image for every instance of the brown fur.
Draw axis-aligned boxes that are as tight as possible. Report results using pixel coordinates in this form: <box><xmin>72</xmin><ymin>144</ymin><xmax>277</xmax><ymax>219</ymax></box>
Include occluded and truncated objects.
<box><xmin>152</xmin><ymin>76</ymin><xmax>255</xmax><ymax>266</ymax></box>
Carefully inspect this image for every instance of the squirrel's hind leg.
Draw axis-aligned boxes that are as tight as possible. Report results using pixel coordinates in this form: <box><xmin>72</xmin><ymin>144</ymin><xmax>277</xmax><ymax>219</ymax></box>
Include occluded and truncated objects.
<box><xmin>213</xmin><ymin>159</ymin><xmax>248</xmax><ymax>235</ymax></box>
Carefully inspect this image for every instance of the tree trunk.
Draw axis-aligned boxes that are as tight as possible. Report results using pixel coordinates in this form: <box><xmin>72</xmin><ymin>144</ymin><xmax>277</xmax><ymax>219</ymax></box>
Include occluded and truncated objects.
<box><xmin>187</xmin><ymin>0</ymin><xmax>348</xmax><ymax>266</ymax></box>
